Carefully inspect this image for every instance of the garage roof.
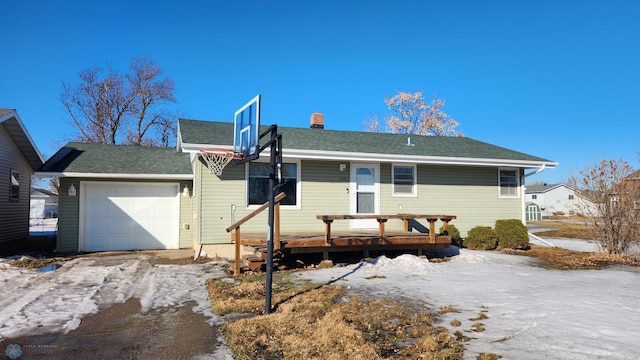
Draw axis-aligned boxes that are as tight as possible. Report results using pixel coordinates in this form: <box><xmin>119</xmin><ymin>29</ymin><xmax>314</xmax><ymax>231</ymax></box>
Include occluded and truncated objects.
<box><xmin>37</xmin><ymin>142</ymin><xmax>192</xmax><ymax>180</ymax></box>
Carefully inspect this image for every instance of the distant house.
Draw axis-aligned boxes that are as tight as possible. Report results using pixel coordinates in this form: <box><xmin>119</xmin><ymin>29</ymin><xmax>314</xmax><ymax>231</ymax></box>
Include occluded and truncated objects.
<box><xmin>38</xmin><ymin>114</ymin><xmax>557</xmax><ymax>256</ymax></box>
<box><xmin>0</xmin><ymin>109</ymin><xmax>44</xmax><ymax>250</ymax></box>
<box><xmin>524</xmin><ymin>183</ymin><xmax>594</xmax><ymax>219</ymax></box>
<box><xmin>30</xmin><ymin>188</ymin><xmax>58</xmax><ymax>219</ymax></box>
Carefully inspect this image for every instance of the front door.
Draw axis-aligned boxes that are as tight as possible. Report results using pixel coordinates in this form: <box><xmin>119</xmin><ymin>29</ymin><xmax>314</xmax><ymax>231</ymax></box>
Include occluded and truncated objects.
<box><xmin>350</xmin><ymin>163</ymin><xmax>380</xmax><ymax>229</ymax></box>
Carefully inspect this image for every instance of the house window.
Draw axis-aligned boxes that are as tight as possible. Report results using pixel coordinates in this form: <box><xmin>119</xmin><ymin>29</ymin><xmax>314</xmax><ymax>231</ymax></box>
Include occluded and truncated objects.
<box><xmin>248</xmin><ymin>162</ymin><xmax>298</xmax><ymax>206</ymax></box>
<box><xmin>568</xmin><ymin>195</ymin><xmax>574</xmax><ymax>200</ymax></box>
<box><xmin>532</xmin><ymin>194</ymin><xmax>538</xmax><ymax>199</ymax></box>
<box><xmin>10</xmin><ymin>170</ymin><xmax>19</xmax><ymax>200</ymax></box>
<box><xmin>499</xmin><ymin>169</ymin><xmax>519</xmax><ymax>197</ymax></box>
<box><xmin>392</xmin><ymin>164</ymin><xmax>416</xmax><ymax>196</ymax></box>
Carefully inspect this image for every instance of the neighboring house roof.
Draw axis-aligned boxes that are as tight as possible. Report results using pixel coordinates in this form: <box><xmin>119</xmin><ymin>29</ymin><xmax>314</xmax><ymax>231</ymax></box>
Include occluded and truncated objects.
<box><xmin>178</xmin><ymin>119</ymin><xmax>557</xmax><ymax>169</ymax></box>
<box><xmin>36</xmin><ymin>142</ymin><xmax>193</xmax><ymax>180</ymax></box>
<box><xmin>31</xmin><ymin>188</ymin><xmax>58</xmax><ymax>198</ymax></box>
<box><xmin>525</xmin><ymin>183</ymin><xmax>566</xmax><ymax>194</ymax></box>
<box><xmin>0</xmin><ymin>108</ymin><xmax>44</xmax><ymax>170</ymax></box>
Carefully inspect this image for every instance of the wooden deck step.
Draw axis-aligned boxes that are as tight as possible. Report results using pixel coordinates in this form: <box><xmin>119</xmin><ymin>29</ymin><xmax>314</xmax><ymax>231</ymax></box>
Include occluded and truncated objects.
<box><xmin>246</xmin><ymin>256</ymin><xmax>266</xmax><ymax>271</ymax></box>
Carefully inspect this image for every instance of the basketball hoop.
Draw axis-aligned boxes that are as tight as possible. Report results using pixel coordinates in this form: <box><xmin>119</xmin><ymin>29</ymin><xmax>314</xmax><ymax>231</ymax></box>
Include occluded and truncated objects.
<box><xmin>199</xmin><ymin>148</ymin><xmax>242</xmax><ymax>176</ymax></box>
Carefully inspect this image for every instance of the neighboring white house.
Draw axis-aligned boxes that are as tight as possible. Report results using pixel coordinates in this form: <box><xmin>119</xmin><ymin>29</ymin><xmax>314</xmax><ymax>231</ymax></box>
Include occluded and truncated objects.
<box><xmin>30</xmin><ymin>188</ymin><xmax>58</xmax><ymax>219</ymax></box>
<box><xmin>525</xmin><ymin>183</ymin><xmax>594</xmax><ymax>218</ymax></box>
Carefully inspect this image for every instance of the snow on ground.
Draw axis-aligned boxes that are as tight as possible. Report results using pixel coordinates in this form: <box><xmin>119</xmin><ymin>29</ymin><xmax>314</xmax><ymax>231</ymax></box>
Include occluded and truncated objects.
<box><xmin>28</xmin><ymin>218</ymin><xmax>58</xmax><ymax>235</ymax></box>
<box><xmin>530</xmin><ymin>236</ymin><xmax>600</xmax><ymax>252</ymax></box>
<box><xmin>0</xmin><ymin>253</ymin><xmax>234</xmax><ymax>358</ymax></box>
<box><xmin>294</xmin><ymin>243</ymin><xmax>640</xmax><ymax>359</ymax></box>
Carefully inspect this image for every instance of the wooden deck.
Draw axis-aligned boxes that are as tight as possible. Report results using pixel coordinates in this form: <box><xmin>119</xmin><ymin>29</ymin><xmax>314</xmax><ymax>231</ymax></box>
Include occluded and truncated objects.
<box><xmin>224</xmin><ymin>195</ymin><xmax>456</xmax><ymax>274</ymax></box>
<box><xmin>235</xmin><ymin>229</ymin><xmax>452</xmax><ymax>271</ymax></box>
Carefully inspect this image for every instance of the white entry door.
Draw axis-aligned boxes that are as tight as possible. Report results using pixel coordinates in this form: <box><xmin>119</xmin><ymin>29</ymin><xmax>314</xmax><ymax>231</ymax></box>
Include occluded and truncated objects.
<box><xmin>350</xmin><ymin>163</ymin><xmax>380</xmax><ymax>229</ymax></box>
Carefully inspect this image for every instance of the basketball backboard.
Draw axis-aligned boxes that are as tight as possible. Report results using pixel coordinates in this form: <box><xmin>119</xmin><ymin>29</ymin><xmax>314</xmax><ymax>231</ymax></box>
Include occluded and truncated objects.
<box><xmin>233</xmin><ymin>94</ymin><xmax>261</xmax><ymax>158</ymax></box>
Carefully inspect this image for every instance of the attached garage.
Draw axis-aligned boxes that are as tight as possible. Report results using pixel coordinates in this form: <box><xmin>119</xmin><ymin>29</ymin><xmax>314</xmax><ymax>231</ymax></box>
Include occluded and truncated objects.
<box><xmin>80</xmin><ymin>182</ymin><xmax>179</xmax><ymax>251</ymax></box>
<box><xmin>36</xmin><ymin>143</ymin><xmax>194</xmax><ymax>253</ymax></box>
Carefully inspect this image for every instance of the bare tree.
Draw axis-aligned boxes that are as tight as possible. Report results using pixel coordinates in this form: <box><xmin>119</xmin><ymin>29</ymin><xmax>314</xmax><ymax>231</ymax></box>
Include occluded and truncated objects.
<box><xmin>365</xmin><ymin>91</ymin><xmax>462</xmax><ymax>136</ymax></box>
<box><xmin>567</xmin><ymin>159</ymin><xmax>640</xmax><ymax>255</ymax></box>
<box><xmin>61</xmin><ymin>57</ymin><xmax>177</xmax><ymax>146</ymax></box>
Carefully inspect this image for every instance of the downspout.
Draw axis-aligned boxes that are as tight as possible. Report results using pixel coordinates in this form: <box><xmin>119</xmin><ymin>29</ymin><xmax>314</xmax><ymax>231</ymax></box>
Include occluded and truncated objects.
<box><xmin>524</xmin><ymin>164</ymin><xmax>546</xmax><ymax>178</ymax></box>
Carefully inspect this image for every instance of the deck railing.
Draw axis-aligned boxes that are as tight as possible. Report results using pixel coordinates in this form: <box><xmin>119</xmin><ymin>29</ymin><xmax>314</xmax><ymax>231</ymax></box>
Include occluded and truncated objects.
<box><xmin>225</xmin><ymin>192</ymin><xmax>286</xmax><ymax>275</ymax></box>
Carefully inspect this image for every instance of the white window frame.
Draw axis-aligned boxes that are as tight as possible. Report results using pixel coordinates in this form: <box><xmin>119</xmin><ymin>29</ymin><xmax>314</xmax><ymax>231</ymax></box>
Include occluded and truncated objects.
<box><xmin>245</xmin><ymin>159</ymin><xmax>301</xmax><ymax>209</ymax></box>
<box><xmin>498</xmin><ymin>168</ymin><xmax>520</xmax><ymax>198</ymax></box>
<box><xmin>10</xmin><ymin>170</ymin><xmax>19</xmax><ymax>200</ymax></box>
<box><xmin>392</xmin><ymin>163</ymin><xmax>417</xmax><ymax>197</ymax></box>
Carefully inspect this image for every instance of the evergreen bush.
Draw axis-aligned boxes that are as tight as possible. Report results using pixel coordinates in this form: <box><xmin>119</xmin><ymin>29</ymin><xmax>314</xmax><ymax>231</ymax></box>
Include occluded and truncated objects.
<box><xmin>439</xmin><ymin>224</ymin><xmax>461</xmax><ymax>241</ymax></box>
<box><xmin>495</xmin><ymin>219</ymin><xmax>529</xmax><ymax>250</ymax></box>
<box><xmin>463</xmin><ymin>226</ymin><xmax>498</xmax><ymax>250</ymax></box>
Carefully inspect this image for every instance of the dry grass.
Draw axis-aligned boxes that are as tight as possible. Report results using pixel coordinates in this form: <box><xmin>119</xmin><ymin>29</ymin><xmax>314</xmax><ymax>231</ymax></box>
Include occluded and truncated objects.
<box><xmin>504</xmin><ymin>245</ymin><xmax>640</xmax><ymax>270</ymax></box>
<box><xmin>528</xmin><ymin>220</ymin><xmax>593</xmax><ymax>239</ymax></box>
<box><xmin>207</xmin><ymin>273</ymin><xmax>465</xmax><ymax>359</ymax></box>
<box><xmin>7</xmin><ymin>257</ymin><xmax>57</xmax><ymax>269</ymax></box>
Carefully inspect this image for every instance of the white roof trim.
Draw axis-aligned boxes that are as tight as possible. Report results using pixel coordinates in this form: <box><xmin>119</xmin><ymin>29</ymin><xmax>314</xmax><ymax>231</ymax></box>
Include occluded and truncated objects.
<box><xmin>180</xmin><ymin>142</ymin><xmax>557</xmax><ymax>169</ymax></box>
<box><xmin>35</xmin><ymin>172</ymin><xmax>193</xmax><ymax>180</ymax></box>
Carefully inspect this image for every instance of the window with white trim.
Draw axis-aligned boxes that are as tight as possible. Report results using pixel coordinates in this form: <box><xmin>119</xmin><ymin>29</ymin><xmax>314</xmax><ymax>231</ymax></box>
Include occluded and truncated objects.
<box><xmin>392</xmin><ymin>164</ymin><xmax>416</xmax><ymax>196</ymax></box>
<box><xmin>247</xmin><ymin>162</ymin><xmax>298</xmax><ymax>206</ymax></box>
<box><xmin>499</xmin><ymin>169</ymin><xmax>519</xmax><ymax>197</ymax></box>
<box><xmin>10</xmin><ymin>170</ymin><xmax>19</xmax><ymax>200</ymax></box>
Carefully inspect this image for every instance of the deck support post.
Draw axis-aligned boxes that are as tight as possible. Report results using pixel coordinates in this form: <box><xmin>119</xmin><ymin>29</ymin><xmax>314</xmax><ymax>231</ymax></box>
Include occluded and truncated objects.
<box><xmin>377</xmin><ymin>219</ymin><xmax>387</xmax><ymax>243</ymax></box>
<box><xmin>427</xmin><ymin>218</ymin><xmax>438</xmax><ymax>244</ymax></box>
<box><xmin>323</xmin><ymin>220</ymin><xmax>333</xmax><ymax>245</ymax></box>
<box><xmin>234</xmin><ymin>229</ymin><xmax>241</xmax><ymax>276</ymax></box>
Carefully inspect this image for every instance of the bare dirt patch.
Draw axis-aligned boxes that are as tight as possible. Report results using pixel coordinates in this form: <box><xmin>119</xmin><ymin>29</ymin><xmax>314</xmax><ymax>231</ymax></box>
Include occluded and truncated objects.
<box><xmin>4</xmin><ymin>298</ymin><xmax>221</xmax><ymax>359</ymax></box>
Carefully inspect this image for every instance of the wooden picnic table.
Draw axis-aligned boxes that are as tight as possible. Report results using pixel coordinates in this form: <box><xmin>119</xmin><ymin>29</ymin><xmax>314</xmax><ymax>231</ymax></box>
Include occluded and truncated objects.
<box><xmin>316</xmin><ymin>214</ymin><xmax>457</xmax><ymax>244</ymax></box>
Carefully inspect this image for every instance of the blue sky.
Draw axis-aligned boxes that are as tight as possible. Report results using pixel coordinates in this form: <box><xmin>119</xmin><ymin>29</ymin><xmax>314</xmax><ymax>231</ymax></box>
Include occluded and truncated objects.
<box><xmin>2</xmin><ymin>0</ymin><xmax>639</xmax><ymax>183</ymax></box>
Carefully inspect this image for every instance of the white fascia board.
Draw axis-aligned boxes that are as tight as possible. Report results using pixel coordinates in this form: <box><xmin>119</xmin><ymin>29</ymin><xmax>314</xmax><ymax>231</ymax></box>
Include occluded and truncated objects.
<box><xmin>180</xmin><ymin>143</ymin><xmax>233</xmax><ymax>153</ymax></box>
<box><xmin>35</xmin><ymin>172</ymin><xmax>193</xmax><ymax>180</ymax></box>
<box><xmin>282</xmin><ymin>149</ymin><xmax>558</xmax><ymax>169</ymax></box>
<box><xmin>179</xmin><ymin>143</ymin><xmax>557</xmax><ymax>169</ymax></box>
<box><xmin>1</xmin><ymin>110</ymin><xmax>45</xmax><ymax>163</ymax></box>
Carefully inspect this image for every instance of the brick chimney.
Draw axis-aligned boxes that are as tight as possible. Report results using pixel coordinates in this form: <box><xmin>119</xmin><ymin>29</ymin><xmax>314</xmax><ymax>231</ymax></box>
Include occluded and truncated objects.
<box><xmin>310</xmin><ymin>112</ymin><xmax>324</xmax><ymax>129</ymax></box>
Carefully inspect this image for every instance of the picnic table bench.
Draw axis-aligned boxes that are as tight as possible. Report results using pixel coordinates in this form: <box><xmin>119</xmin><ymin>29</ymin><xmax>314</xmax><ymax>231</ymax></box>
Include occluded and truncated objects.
<box><xmin>316</xmin><ymin>214</ymin><xmax>457</xmax><ymax>244</ymax></box>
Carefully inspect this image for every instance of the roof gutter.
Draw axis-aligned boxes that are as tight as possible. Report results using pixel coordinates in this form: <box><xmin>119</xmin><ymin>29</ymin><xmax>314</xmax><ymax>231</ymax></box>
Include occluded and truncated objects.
<box><xmin>35</xmin><ymin>172</ymin><xmax>193</xmax><ymax>180</ymax></box>
<box><xmin>180</xmin><ymin>143</ymin><xmax>558</xmax><ymax>169</ymax></box>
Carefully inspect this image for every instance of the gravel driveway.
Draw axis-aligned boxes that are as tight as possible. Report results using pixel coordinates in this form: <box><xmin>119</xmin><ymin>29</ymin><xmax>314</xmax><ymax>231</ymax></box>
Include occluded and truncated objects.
<box><xmin>0</xmin><ymin>250</ymin><xmax>234</xmax><ymax>359</ymax></box>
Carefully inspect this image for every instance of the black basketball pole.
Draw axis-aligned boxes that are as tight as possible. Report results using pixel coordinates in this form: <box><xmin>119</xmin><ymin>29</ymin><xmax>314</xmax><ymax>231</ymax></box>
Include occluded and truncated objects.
<box><xmin>265</xmin><ymin>125</ymin><xmax>278</xmax><ymax>314</ymax></box>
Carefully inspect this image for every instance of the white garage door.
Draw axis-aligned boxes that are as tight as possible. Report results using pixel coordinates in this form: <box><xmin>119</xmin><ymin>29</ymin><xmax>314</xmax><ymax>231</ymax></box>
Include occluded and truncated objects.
<box><xmin>81</xmin><ymin>182</ymin><xmax>179</xmax><ymax>251</ymax></box>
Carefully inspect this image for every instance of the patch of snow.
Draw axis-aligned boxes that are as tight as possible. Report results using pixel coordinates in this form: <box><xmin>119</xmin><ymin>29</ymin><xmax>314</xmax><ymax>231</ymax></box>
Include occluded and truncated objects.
<box><xmin>0</xmin><ymin>253</ymin><xmax>232</xmax><ymax>359</ymax></box>
<box><xmin>294</xmin><ymin>247</ymin><xmax>640</xmax><ymax>359</ymax></box>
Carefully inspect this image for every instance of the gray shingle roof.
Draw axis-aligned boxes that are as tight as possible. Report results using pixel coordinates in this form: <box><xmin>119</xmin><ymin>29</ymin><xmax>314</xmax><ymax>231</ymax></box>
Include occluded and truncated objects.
<box><xmin>525</xmin><ymin>183</ymin><xmax>562</xmax><ymax>193</ymax></box>
<box><xmin>179</xmin><ymin>119</ymin><xmax>554</xmax><ymax>163</ymax></box>
<box><xmin>37</xmin><ymin>142</ymin><xmax>192</xmax><ymax>177</ymax></box>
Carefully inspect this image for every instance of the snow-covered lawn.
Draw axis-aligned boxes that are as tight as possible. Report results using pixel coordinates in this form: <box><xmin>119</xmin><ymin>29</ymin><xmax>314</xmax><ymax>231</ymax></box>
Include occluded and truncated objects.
<box><xmin>2</xmin><ymin>240</ymin><xmax>639</xmax><ymax>359</ymax></box>
<box><xmin>0</xmin><ymin>253</ymin><xmax>233</xmax><ymax>358</ymax></box>
<box><xmin>294</xmin><ymin>241</ymin><xmax>640</xmax><ymax>359</ymax></box>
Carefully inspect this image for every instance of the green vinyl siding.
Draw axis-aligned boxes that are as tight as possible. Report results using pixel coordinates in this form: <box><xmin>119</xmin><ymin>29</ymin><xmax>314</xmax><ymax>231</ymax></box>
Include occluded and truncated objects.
<box><xmin>196</xmin><ymin>159</ymin><xmax>524</xmax><ymax>242</ymax></box>
<box><xmin>57</xmin><ymin>178</ymin><xmax>81</xmax><ymax>252</ymax></box>
<box><xmin>196</xmin><ymin>159</ymin><xmax>353</xmax><ymax>243</ymax></box>
<box><xmin>380</xmin><ymin>164</ymin><xmax>522</xmax><ymax>236</ymax></box>
<box><xmin>178</xmin><ymin>180</ymin><xmax>193</xmax><ymax>248</ymax></box>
